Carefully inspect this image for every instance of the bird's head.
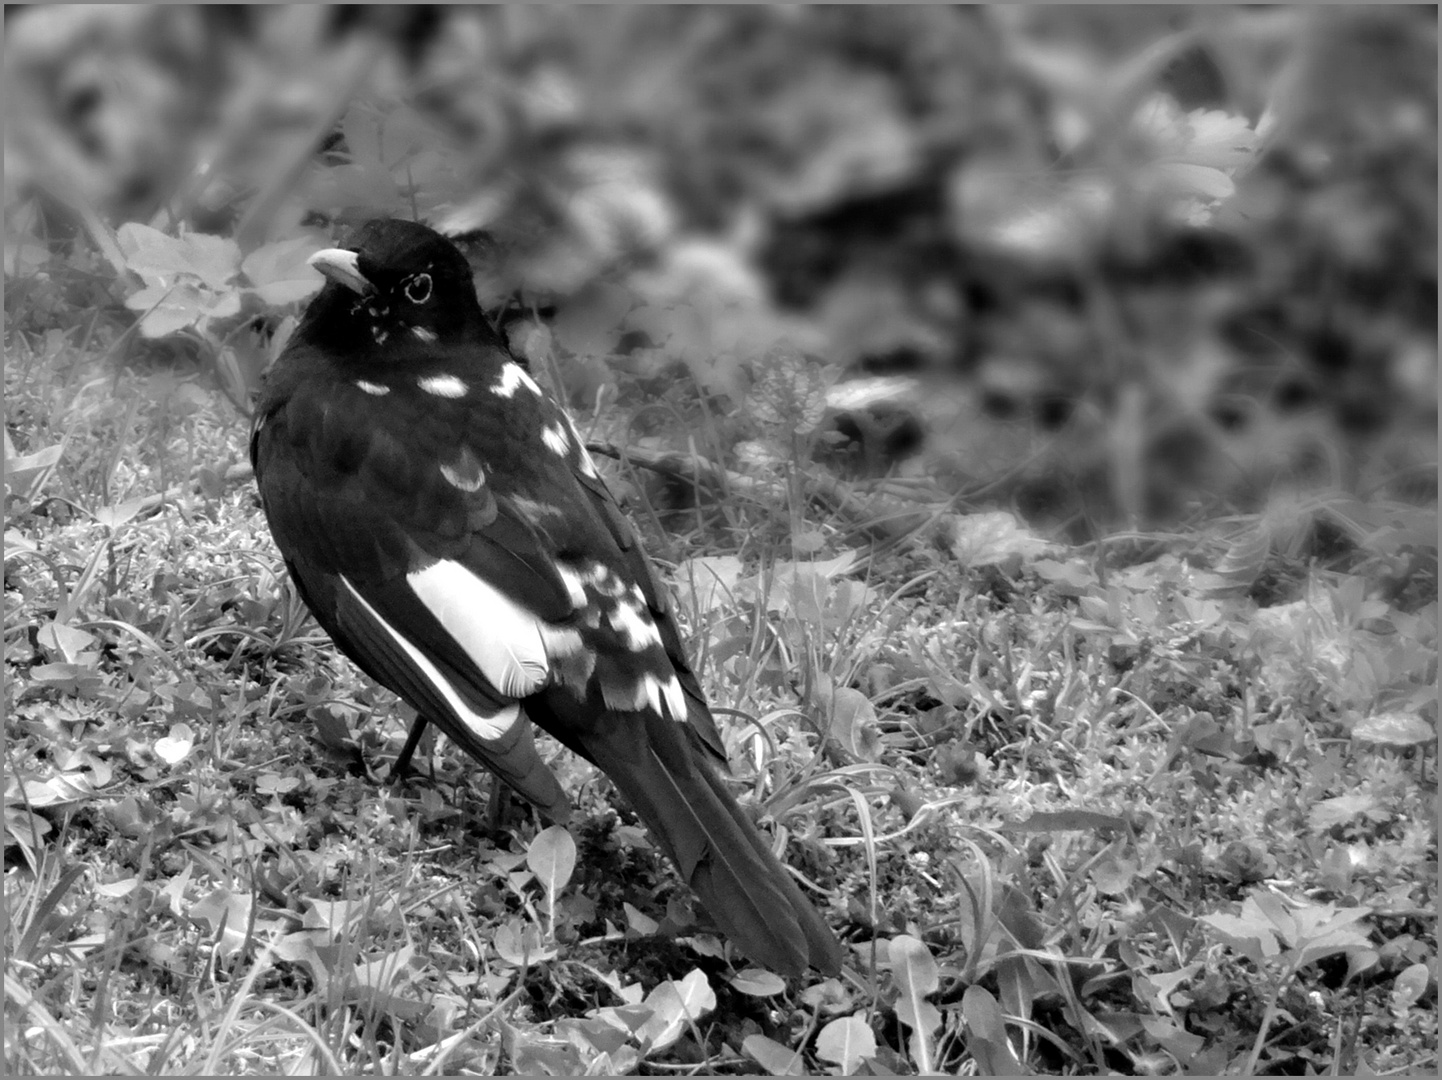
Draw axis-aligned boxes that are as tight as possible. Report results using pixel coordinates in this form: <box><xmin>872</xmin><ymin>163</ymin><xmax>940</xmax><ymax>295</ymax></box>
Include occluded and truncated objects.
<box><xmin>301</xmin><ymin>218</ymin><xmax>494</xmax><ymax>354</ymax></box>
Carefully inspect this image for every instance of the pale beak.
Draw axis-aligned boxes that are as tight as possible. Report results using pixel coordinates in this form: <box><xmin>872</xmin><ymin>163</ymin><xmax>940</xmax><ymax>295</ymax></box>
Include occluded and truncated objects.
<box><xmin>307</xmin><ymin>248</ymin><xmax>373</xmax><ymax>295</ymax></box>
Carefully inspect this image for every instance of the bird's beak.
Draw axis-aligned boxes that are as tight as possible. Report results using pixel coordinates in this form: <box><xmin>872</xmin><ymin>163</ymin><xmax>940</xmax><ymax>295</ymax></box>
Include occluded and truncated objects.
<box><xmin>307</xmin><ymin>248</ymin><xmax>373</xmax><ymax>295</ymax></box>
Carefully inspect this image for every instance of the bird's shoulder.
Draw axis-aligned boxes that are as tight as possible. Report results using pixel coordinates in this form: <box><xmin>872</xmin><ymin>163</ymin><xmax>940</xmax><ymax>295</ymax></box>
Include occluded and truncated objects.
<box><xmin>252</xmin><ymin>337</ymin><xmax>644</xmax><ymax>606</ymax></box>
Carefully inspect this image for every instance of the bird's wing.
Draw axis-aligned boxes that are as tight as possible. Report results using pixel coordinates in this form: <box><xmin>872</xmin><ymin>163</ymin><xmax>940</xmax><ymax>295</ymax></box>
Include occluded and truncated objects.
<box><xmin>249</xmin><ymin>351</ymin><xmax>721</xmax><ymax>797</ymax></box>
<box><xmin>250</xmin><ymin>361</ymin><xmax>580</xmax><ymax>818</ymax></box>
<box><xmin>253</xmin><ymin>349</ymin><xmax>841</xmax><ymax>976</ymax></box>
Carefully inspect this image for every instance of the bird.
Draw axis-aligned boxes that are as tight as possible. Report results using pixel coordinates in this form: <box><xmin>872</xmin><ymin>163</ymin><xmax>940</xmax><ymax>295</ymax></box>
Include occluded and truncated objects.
<box><xmin>249</xmin><ymin>217</ymin><xmax>843</xmax><ymax>978</ymax></box>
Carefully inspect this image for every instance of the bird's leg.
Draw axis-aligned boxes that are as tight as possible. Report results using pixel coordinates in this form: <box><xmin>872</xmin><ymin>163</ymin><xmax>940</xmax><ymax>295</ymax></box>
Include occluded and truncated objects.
<box><xmin>390</xmin><ymin>714</ymin><xmax>431</xmax><ymax>783</ymax></box>
<box><xmin>486</xmin><ymin>779</ymin><xmax>507</xmax><ymax>832</ymax></box>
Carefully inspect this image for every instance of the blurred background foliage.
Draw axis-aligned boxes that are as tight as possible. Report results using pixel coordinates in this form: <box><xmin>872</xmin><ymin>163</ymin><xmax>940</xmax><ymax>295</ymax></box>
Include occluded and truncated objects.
<box><xmin>4</xmin><ymin>4</ymin><xmax>1437</xmax><ymax>539</ymax></box>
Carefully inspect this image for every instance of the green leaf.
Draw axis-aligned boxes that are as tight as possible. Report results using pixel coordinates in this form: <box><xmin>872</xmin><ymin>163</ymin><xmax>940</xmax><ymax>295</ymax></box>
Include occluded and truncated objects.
<box><xmin>17</xmin><ymin>772</ymin><xmax>98</xmax><ymax>808</ymax></box>
<box><xmin>36</xmin><ymin>621</ymin><xmax>96</xmax><ymax>664</ymax></box>
<box><xmin>1391</xmin><ymin>963</ymin><xmax>1432</xmax><ymax>1011</ymax></box>
<box><xmin>636</xmin><ymin>970</ymin><xmax>715</xmax><ymax>1051</ymax></box>
<box><xmin>816</xmin><ymin>1015</ymin><xmax>877</xmax><ymax>1075</ymax></box>
<box><xmin>190</xmin><ymin>887</ymin><xmax>254</xmax><ymax>958</ymax></box>
<box><xmin>890</xmin><ymin>934</ymin><xmax>940</xmax><ymax>1036</ymax></box>
<box><xmin>742</xmin><ymin>1034</ymin><xmax>807</xmax><ymax>1076</ymax></box>
<box><xmin>527</xmin><ymin>825</ymin><xmax>577</xmax><ymax>905</ymax></box>
<box><xmin>154</xmin><ymin>724</ymin><xmax>195</xmax><ymax>766</ymax></box>
<box><xmin>492</xmin><ymin>917</ymin><xmax>556</xmax><ymax>966</ymax></box>
<box><xmin>1199</xmin><ymin>910</ymin><xmax>1280</xmax><ymax>963</ymax></box>
<box><xmin>961</xmin><ymin>985</ymin><xmax>1026</xmax><ymax>1075</ymax></box>
<box><xmin>820</xmin><ymin>683</ymin><xmax>883</xmax><ymax>761</ymax></box>
<box><xmin>728</xmin><ymin>968</ymin><xmax>787</xmax><ymax>997</ymax></box>
<box><xmin>623</xmin><ymin>902</ymin><xmax>658</xmax><ymax>936</ymax></box>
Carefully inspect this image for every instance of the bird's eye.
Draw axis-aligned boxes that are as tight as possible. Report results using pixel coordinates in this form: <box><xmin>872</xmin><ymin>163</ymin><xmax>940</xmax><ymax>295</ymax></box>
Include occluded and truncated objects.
<box><xmin>404</xmin><ymin>273</ymin><xmax>433</xmax><ymax>305</ymax></box>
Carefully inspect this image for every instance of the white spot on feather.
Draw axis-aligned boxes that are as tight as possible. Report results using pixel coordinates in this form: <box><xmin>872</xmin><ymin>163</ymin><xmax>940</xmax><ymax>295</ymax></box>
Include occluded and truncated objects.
<box><xmin>412</xmin><ymin>326</ymin><xmax>438</xmax><ymax>343</ymax></box>
<box><xmin>338</xmin><ymin>576</ymin><xmax>519</xmax><ymax>740</ymax></box>
<box><xmin>662</xmin><ymin>675</ymin><xmax>687</xmax><ymax>721</ymax></box>
<box><xmin>606</xmin><ymin>593</ymin><xmax>663</xmax><ymax>650</ymax></box>
<box><xmin>562</xmin><ymin>415</ymin><xmax>601</xmax><ymax>477</ymax></box>
<box><xmin>640</xmin><ymin>673</ymin><xmax>688</xmax><ymax>721</ymax></box>
<box><xmin>408</xmin><ymin>561</ymin><xmax>551</xmax><ymax>697</ymax></box>
<box><xmin>494</xmin><ymin>363</ymin><xmax>542</xmax><ymax>399</ymax></box>
<box><xmin>554</xmin><ymin>564</ymin><xmax>589</xmax><ymax>609</ymax></box>
<box><xmin>418</xmin><ymin>374</ymin><xmax>468</xmax><ymax>399</ymax></box>
<box><xmin>440</xmin><ymin>453</ymin><xmax>485</xmax><ymax>492</ymax></box>
<box><xmin>355</xmin><ymin>380</ymin><xmax>389</xmax><ymax>396</ymax></box>
<box><xmin>542</xmin><ymin>421</ymin><xmax>570</xmax><ymax>456</ymax></box>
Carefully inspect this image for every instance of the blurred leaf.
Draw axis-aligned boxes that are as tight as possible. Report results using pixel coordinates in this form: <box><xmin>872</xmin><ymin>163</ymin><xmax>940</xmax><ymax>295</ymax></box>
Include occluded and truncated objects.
<box><xmin>4</xmin><ymin>439</ymin><xmax>65</xmax><ymax>503</ymax></box>
<box><xmin>673</xmin><ymin>555</ymin><xmax>744</xmax><ymax>616</ymax></box>
<box><xmin>1090</xmin><ymin>855</ymin><xmax>1139</xmax><ymax>896</ymax></box>
<box><xmin>553</xmin><ymin>282</ymin><xmax>633</xmax><ymax>357</ymax></box>
<box><xmin>1352</xmin><ymin>712</ymin><xmax>1433</xmax><ymax>748</ymax></box>
<box><xmin>947</xmin><ymin>511</ymin><xmax>1050</xmax><ymax>569</ymax></box>
<box><xmin>94</xmin><ymin>497</ymin><xmax>150</xmax><ymax>530</ymax></box>
<box><xmin>117</xmin><ymin>223</ymin><xmax>195</xmax><ymax>281</ymax></box>
<box><xmin>125</xmin><ymin>279</ymin><xmax>240</xmax><ymax>337</ymax></box>
<box><xmin>242</xmin><ymin>236</ymin><xmax>325</xmax><ymax>305</ymax></box>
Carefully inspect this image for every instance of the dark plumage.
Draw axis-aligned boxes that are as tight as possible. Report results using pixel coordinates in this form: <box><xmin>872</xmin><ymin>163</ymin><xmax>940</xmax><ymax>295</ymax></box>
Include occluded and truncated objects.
<box><xmin>250</xmin><ymin>218</ymin><xmax>843</xmax><ymax>977</ymax></box>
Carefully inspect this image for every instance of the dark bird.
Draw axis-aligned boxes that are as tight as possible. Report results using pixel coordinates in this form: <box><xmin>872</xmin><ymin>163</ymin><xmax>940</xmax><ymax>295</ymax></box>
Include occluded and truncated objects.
<box><xmin>249</xmin><ymin>218</ymin><xmax>843</xmax><ymax>978</ymax></box>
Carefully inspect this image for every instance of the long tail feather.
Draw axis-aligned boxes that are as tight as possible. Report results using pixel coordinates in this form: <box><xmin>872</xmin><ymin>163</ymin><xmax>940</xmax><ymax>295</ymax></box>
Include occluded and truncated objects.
<box><xmin>582</xmin><ymin>711</ymin><xmax>842</xmax><ymax>977</ymax></box>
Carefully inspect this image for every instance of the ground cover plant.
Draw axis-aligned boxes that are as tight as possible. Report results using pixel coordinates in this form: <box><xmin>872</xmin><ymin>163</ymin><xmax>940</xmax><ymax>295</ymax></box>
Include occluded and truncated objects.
<box><xmin>5</xmin><ymin>6</ymin><xmax>1436</xmax><ymax>1075</ymax></box>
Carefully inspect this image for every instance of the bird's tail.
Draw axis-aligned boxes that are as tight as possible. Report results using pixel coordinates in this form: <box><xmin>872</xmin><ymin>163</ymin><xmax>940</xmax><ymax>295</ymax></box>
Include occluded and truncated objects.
<box><xmin>580</xmin><ymin>708</ymin><xmax>843</xmax><ymax>977</ymax></box>
<box><xmin>437</xmin><ymin>710</ymin><xmax>572</xmax><ymax>824</ymax></box>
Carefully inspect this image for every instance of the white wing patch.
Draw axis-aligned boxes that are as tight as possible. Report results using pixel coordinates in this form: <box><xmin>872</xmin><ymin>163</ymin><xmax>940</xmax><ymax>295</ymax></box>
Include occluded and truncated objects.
<box><xmin>355</xmin><ymin>380</ymin><xmax>390</xmax><ymax>396</ymax></box>
<box><xmin>418</xmin><ymin>374</ymin><xmax>468</xmax><ymax>398</ymax></box>
<box><xmin>408</xmin><ymin>561</ymin><xmax>550</xmax><ymax>698</ymax></box>
<box><xmin>493</xmin><ymin>362</ymin><xmax>542</xmax><ymax>399</ymax></box>
<box><xmin>338</xmin><ymin>575</ymin><xmax>518</xmax><ymax>740</ymax></box>
<box><xmin>412</xmin><ymin>326</ymin><xmax>438</xmax><ymax>342</ymax></box>
<box><xmin>541</xmin><ymin>421</ymin><xmax>570</xmax><ymax>456</ymax></box>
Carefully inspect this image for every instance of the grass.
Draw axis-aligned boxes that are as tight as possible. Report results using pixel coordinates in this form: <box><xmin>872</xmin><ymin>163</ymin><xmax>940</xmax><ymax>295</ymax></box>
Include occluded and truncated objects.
<box><xmin>4</xmin><ymin>278</ymin><xmax>1437</xmax><ymax>1075</ymax></box>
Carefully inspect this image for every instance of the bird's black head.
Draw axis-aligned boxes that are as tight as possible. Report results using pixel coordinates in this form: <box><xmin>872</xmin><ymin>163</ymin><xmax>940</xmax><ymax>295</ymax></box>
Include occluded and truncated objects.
<box><xmin>299</xmin><ymin>218</ymin><xmax>495</xmax><ymax>356</ymax></box>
